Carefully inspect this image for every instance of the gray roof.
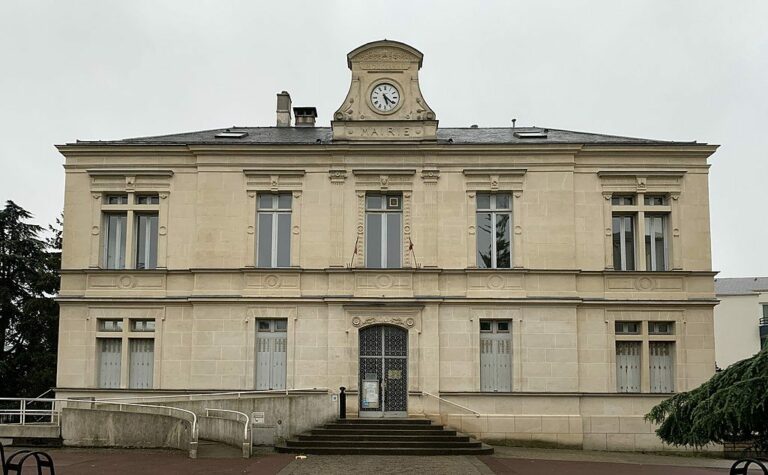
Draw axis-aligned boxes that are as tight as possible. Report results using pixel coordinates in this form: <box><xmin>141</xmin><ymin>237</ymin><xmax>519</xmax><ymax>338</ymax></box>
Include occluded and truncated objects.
<box><xmin>715</xmin><ymin>277</ymin><xmax>768</xmax><ymax>295</ymax></box>
<box><xmin>68</xmin><ymin>126</ymin><xmax>703</xmax><ymax>146</ymax></box>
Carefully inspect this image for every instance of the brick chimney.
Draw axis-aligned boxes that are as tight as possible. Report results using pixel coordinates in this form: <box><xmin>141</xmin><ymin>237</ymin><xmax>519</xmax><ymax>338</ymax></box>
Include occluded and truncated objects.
<box><xmin>276</xmin><ymin>91</ymin><xmax>292</xmax><ymax>127</ymax></box>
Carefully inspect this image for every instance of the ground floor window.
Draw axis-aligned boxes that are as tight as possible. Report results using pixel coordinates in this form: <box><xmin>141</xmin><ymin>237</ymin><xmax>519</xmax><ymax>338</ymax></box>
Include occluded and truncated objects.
<box><xmin>649</xmin><ymin>341</ymin><xmax>675</xmax><ymax>393</ymax></box>
<box><xmin>480</xmin><ymin>320</ymin><xmax>512</xmax><ymax>391</ymax></box>
<box><xmin>98</xmin><ymin>338</ymin><xmax>122</xmax><ymax>389</ymax></box>
<box><xmin>129</xmin><ymin>339</ymin><xmax>155</xmax><ymax>389</ymax></box>
<box><xmin>616</xmin><ymin>341</ymin><xmax>641</xmax><ymax>393</ymax></box>
<box><xmin>615</xmin><ymin>320</ymin><xmax>676</xmax><ymax>393</ymax></box>
<box><xmin>255</xmin><ymin>319</ymin><xmax>287</xmax><ymax>390</ymax></box>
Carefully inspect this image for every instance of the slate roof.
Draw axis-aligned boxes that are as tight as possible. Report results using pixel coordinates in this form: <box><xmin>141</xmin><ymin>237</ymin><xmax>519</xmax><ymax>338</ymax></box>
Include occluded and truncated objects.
<box><xmin>68</xmin><ymin>127</ymin><xmax>702</xmax><ymax>146</ymax></box>
<box><xmin>715</xmin><ymin>277</ymin><xmax>768</xmax><ymax>295</ymax></box>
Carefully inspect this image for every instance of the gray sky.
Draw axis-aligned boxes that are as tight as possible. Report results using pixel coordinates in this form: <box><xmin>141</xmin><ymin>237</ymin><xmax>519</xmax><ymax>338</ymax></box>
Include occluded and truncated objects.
<box><xmin>1</xmin><ymin>1</ymin><xmax>766</xmax><ymax>277</ymax></box>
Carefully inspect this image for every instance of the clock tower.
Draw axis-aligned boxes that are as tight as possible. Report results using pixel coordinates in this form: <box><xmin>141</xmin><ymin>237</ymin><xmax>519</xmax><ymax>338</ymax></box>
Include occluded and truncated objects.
<box><xmin>332</xmin><ymin>40</ymin><xmax>438</xmax><ymax>142</ymax></box>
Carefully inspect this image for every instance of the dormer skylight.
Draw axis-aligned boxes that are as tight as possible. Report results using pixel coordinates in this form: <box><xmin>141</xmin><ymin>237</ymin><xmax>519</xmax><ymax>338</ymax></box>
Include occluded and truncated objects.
<box><xmin>514</xmin><ymin>131</ymin><xmax>548</xmax><ymax>139</ymax></box>
<box><xmin>215</xmin><ymin>130</ymin><xmax>248</xmax><ymax>138</ymax></box>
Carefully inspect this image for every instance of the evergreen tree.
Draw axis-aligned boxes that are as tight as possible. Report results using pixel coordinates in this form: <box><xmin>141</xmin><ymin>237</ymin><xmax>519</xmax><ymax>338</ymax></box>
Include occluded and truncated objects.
<box><xmin>646</xmin><ymin>348</ymin><xmax>768</xmax><ymax>451</ymax></box>
<box><xmin>0</xmin><ymin>201</ymin><xmax>60</xmax><ymax>397</ymax></box>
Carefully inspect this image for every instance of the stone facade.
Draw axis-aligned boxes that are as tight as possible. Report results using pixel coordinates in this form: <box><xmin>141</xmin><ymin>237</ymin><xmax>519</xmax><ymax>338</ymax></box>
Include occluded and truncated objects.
<box><xmin>55</xmin><ymin>40</ymin><xmax>719</xmax><ymax>451</ymax></box>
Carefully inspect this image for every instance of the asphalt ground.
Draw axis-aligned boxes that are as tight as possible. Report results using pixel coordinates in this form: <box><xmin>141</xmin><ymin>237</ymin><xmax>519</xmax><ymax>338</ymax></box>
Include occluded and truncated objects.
<box><xmin>4</xmin><ymin>446</ymin><xmax>743</xmax><ymax>475</ymax></box>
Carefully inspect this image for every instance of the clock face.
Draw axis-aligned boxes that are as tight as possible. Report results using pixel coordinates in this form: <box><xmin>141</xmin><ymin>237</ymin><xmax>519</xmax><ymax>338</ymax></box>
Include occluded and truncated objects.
<box><xmin>370</xmin><ymin>83</ymin><xmax>400</xmax><ymax>112</ymax></box>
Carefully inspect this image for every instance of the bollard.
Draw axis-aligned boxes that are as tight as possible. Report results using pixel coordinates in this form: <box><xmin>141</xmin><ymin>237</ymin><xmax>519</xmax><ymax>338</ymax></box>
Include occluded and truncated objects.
<box><xmin>339</xmin><ymin>387</ymin><xmax>346</xmax><ymax>420</ymax></box>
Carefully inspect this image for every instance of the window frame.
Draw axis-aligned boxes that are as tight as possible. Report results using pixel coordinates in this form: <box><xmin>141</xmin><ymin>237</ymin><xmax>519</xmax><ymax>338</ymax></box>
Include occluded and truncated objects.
<box><xmin>99</xmin><ymin>191</ymin><xmax>163</xmax><ymax>270</ymax></box>
<box><xmin>613</xmin><ymin>319</ymin><xmax>677</xmax><ymax>394</ymax></box>
<box><xmin>365</xmin><ymin>192</ymin><xmax>403</xmax><ymax>269</ymax></box>
<box><xmin>256</xmin><ymin>192</ymin><xmax>293</xmax><ymax>268</ymax></box>
<box><xmin>609</xmin><ymin>192</ymin><xmax>672</xmax><ymax>272</ymax></box>
<box><xmin>95</xmin><ymin>317</ymin><xmax>157</xmax><ymax>389</ymax></box>
<box><xmin>475</xmin><ymin>193</ymin><xmax>512</xmax><ymax>269</ymax></box>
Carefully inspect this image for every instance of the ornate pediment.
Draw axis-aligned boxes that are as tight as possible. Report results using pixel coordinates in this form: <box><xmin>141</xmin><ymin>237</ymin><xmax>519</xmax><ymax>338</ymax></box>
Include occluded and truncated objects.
<box><xmin>332</xmin><ymin>40</ymin><xmax>437</xmax><ymax>142</ymax></box>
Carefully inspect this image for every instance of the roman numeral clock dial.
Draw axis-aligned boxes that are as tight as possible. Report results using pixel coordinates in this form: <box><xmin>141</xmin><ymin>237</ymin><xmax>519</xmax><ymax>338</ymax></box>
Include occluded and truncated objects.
<box><xmin>370</xmin><ymin>83</ymin><xmax>400</xmax><ymax>112</ymax></box>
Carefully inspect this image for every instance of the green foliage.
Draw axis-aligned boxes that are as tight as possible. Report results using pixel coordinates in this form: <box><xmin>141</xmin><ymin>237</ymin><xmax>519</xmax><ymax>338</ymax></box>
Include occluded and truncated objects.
<box><xmin>646</xmin><ymin>348</ymin><xmax>768</xmax><ymax>450</ymax></box>
<box><xmin>0</xmin><ymin>201</ymin><xmax>61</xmax><ymax>397</ymax></box>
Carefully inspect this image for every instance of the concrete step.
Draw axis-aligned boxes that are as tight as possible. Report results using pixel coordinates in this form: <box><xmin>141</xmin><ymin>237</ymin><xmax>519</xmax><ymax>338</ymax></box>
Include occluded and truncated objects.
<box><xmin>296</xmin><ymin>433</ymin><xmax>472</xmax><ymax>442</ymax></box>
<box><xmin>324</xmin><ymin>423</ymin><xmax>445</xmax><ymax>430</ymax></box>
<box><xmin>310</xmin><ymin>428</ymin><xmax>458</xmax><ymax>436</ymax></box>
<box><xmin>275</xmin><ymin>445</ymin><xmax>495</xmax><ymax>456</ymax></box>
<box><xmin>334</xmin><ymin>418</ymin><xmax>432</xmax><ymax>425</ymax></box>
<box><xmin>286</xmin><ymin>439</ymin><xmax>482</xmax><ymax>448</ymax></box>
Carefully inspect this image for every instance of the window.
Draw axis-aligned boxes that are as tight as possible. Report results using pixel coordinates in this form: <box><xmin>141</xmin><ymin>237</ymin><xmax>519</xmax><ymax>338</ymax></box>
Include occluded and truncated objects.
<box><xmin>97</xmin><ymin>317</ymin><xmax>156</xmax><ymax>389</ymax></box>
<box><xmin>255</xmin><ymin>319</ymin><xmax>287</xmax><ymax>390</ymax></box>
<box><xmin>129</xmin><ymin>339</ymin><xmax>154</xmax><ymax>389</ymax></box>
<box><xmin>104</xmin><ymin>214</ymin><xmax>127</xmax><ymax>269</ymax></box>
<box><xmin>649</xmin><ymin>321</ymin><xmax>674</xmax><ymax>335</ymax></box>
<box><xmin>136</xmin><ymin>194</ymin><xmax>160</xmax><ymax>205</ymax></box>
<box><xmin>612</xmin><ymin>216</ymin><xmax>635</xmax><ymax>271</ymax></box>
<box><xmin>365</xmin><ymin>193</ymin><xmax>402</xmax><ymax>268</ymax></box>
<box><xmin>106</xmin><ymin>194</ymin><xmax>128</xmax><ymax>205</ymax></box>
<box><xmin>476</xmin><ymin>193</ymin><xmax>512</xmax><ymax>269</ymax></box>
<box><xmin>616</xmin><ymin>341</ymin><xmax>641</xmax><ymax>392</ymax></box>
<box><xmin>99</xmin><ymin>319</ymin><xmax>123</xmax><ymax>332</ymax></box>
<box><xmin>650</xmin><ymin>342</ymin><xmax>674</xmax><ymax>393</ymax></box>
<box><xmin>645</xmin><ymin>215</ymin><xmax>668</xmax><ymax>271</ymax></box>
<box><xmin>131</xmin><ymin>319</ymin><xmax>156</xmax><ymax>332</ymax></box>
<box><xmin>101</xmin><ymin>192</ymin><xmax>160</xmax><ymax>270</ymax></box>
<box><xmin>615</xmin><ymin>320</ymin><xmax>676</xmax><ymax>393</ymax></box>
<box><xmin>480</xmin><ymin>320</ymin><xmax>512</xmax><ymax>391</ymax></box>
<box><xmin>610</xmin><ymin>193</ymin><xmax>671</xmax><ymax>272</ymax></box>
<box><xmin>98</xmin><ymin>338</ymin><xmax>122</xmax><ymax>389</ymax></box>
<box><xmin>135</xmin><ymin>214</ymin><xmax>158</xmax><ymax>269</ymax></box>
<box><xmin>615</xmin><ymin>321</ymin><xmax>641</xmax><ymax>335</ymax></box>
<box><xmin>257</xmin><ymin>193</ymin><xmax>292</xmax><ymax>268</ymax></box>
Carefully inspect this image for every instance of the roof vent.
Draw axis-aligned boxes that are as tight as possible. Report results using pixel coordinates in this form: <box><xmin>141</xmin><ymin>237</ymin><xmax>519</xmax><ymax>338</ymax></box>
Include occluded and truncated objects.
<box><xmin>514</xmin><ymin>131</ymin><xmax>548</xmax><ymax>139</ymax></box>
<box><xmin>470</xmin><ymin>124</ymin><xmax>478</xmax><ymax>128</ymax></box>
<box><xmin>215</xmin><ymin>129</ymin><xmax>248</xmax><ymax>139</ymax></box>
<box><xmin>293</xmin><ymin>107</ymin><xmax>318</xmax><ymax>127</ymax></box>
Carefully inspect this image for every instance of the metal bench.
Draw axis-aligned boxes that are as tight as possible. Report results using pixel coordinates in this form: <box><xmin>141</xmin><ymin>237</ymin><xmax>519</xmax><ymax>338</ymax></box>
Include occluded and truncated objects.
<box><xmin>731</xmin><ymin>458</ymin><xmax>768</xmax><ymax>475</ymax></box>
<box><xmin>0</xmin><ymin>442</ymin><xmax>55</xmax><ymax>475</ymax></box>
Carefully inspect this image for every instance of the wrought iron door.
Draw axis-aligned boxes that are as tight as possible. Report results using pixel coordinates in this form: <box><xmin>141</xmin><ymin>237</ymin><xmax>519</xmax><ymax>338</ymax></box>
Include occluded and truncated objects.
<box><xmin>359</xmin><ymin>325</ymin><xmax>408</xmax><ymax>417</ymax></box>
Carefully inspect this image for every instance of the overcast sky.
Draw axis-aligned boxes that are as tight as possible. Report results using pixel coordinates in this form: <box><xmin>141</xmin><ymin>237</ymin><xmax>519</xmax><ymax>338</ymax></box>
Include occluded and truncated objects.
<box><xmin>1</xmin><ymin>1</ymin><xmax>766</xmax><ymax>277</ymax></box>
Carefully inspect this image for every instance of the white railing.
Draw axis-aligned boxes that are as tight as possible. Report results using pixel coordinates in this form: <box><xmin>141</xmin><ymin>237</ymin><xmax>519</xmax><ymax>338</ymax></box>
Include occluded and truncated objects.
<box><xmin>94</xmin><ymin>387</ymin><xmax>329</xmax><ymax>403</ymax></box>
<box><xmin>78</xmin><ymin>399</ymin><xmax>199</xmax><ymax>440</ymax></box>
<box><xmin>0</xmin><ymin>397</ymin><xmax>59</xmax><ymax>426</ymax></box>
<box><xmin>421</xmin><ymin>391</ymin><xmax>481</xmax><ymax>417</ymax></box>
<box><xmin>204</xmin><ymin>407</ymin><xmax>250</xmax><ymax>443</ymax></box>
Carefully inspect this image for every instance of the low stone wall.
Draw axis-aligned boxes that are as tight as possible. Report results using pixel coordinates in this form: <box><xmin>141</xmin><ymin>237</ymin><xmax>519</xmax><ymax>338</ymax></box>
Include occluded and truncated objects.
<box><xmin>150</xmin><ymin>391</ymin><xmax>335</xmax><ymax>445</ymax></box>
<box><xmin>421</xmin><ymin>393</ymin><xmax>722</xmax><ymax>453</ymax></box>
<box><xmin>199</xmin><ymin>416</ymin><xmax>249</xmax><ymax>458</ymax></box>
<box><xmin>0</xmin><ymin>424</ymin><xmax>61</xmax><ymax>440</ymax></box>
<box><xmin>61</xmin><ymin>408</ymin><xmax>194</xmax><ymax>456</ymax></box>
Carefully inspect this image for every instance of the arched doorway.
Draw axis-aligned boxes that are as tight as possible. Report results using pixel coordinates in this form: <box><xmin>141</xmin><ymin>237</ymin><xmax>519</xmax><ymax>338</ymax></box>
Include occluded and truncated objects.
<box><xmin>359</xmin><ymin>325</ymin><xmax>408</xmax><ymax>417</ymax></box>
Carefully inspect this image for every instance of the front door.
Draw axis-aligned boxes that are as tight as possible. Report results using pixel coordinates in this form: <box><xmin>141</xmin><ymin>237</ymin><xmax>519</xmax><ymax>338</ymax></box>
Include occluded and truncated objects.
<box><xmin>359</xmin><ymin>325</ymin><xmax>408</xmax><ymax>417</ymax></box>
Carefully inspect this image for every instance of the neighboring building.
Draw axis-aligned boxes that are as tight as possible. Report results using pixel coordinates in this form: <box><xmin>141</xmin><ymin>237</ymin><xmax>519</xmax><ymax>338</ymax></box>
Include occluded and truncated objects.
<box><xmin>55</xmin><ymin>40</ymin><xmax>719</xmax><ymax>451</ymax></box>
<box><xmin>714</xmin><ymin>277</ymin><xmax>767</xmax><ymax>368</ymax></box>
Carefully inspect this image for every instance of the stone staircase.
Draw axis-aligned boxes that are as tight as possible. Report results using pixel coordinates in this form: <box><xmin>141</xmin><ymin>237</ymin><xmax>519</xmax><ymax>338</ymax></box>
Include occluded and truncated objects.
<box><xmin>276</xmin><ymin>418</ymin><xmax>493</xmax><ymax>455</ymax></box>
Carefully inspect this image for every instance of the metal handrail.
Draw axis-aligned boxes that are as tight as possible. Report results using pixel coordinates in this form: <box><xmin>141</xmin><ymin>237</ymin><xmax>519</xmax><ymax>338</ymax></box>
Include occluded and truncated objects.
<box><xmin>204</xmin><ymin>408</ymin><xmax>250</xmax><ymax>443</ymax></box>
<box><xmin>94</xmin><ymin>387</ymin><xmax>328</xmax><ymax>402</ymax></box>
<box><xmin>83</xmin><ymin>399</ymin><xmax>198</xmax><ymax>439</ymax></box>
<box><xmin>421</xmin><ymin>391</ymin><xmax>481</xmax><ymax>417</ymax></box>
<box><xmin>759</xmin><ymin>315</ymin><xmax>768</xmax><ymax>326</ymax></box>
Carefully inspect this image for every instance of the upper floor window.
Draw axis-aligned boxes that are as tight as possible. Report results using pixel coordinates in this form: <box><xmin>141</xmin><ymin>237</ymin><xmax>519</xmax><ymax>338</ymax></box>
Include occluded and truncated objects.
<box><xmin>257</xmin><ymin>193</ymin><xmax>292</xmax><ymax>268</ymax></box>
<box><xmin>611</xmin><ymin>193</ymin><xmax>670</xmax><ymax>272</ymax></box>
<box><xmin>102</xmin><ymin>193</ymin><xmax>159</xmax><ymax>270</ymax></box>
<box><xmin>476</xmin><ymin>193</ymin><xmax>511</xmax><ymax>269</ymax></box>
<box><xmin>365</xmin><ymin>193</ymin><xmax>402</xmax><ymax>268</ymax></box>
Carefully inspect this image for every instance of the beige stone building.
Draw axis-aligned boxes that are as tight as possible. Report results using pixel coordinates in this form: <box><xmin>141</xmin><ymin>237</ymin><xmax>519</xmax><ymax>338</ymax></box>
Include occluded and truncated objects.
<box><xmin>55</xmin><ymin>40</ymin><xmax>719</xmax><ymax>450</ymax></box>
